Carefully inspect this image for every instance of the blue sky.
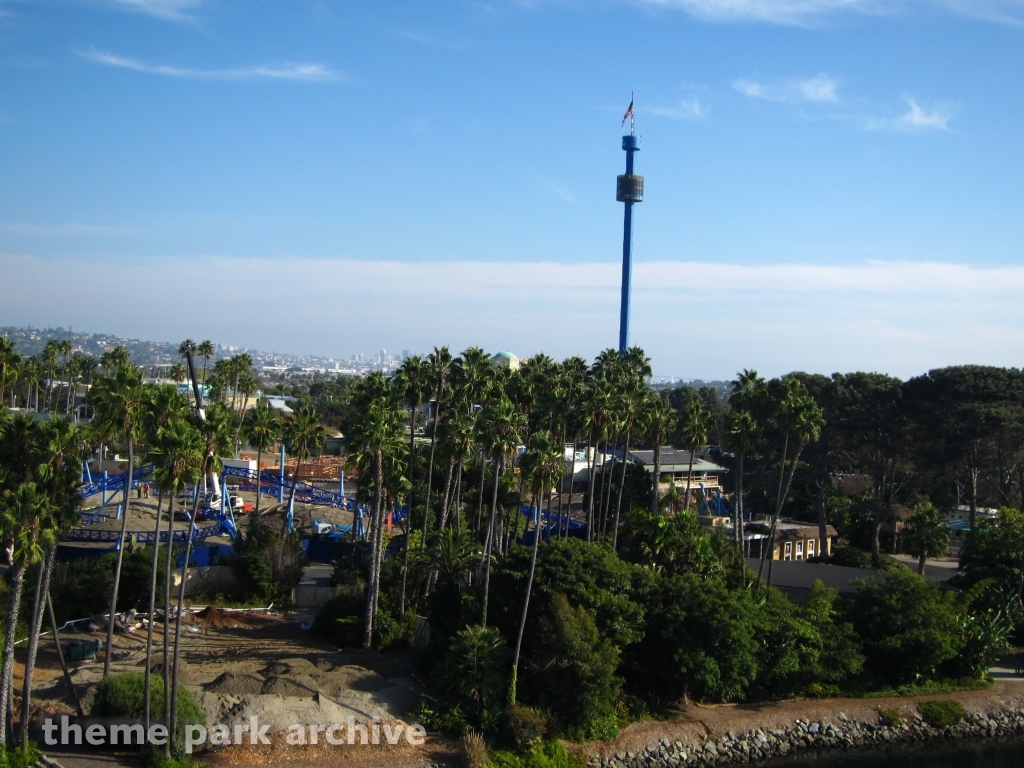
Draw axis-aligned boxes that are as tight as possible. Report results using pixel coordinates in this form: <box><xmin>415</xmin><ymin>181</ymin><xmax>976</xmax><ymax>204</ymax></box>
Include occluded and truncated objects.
<box><xmin>1</xmin><ymin>0</ymin><xmax>1023</xmax><ymax>379</ymax></box>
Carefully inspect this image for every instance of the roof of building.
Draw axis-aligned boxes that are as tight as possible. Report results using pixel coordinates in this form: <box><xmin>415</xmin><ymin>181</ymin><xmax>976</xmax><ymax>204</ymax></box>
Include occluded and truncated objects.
<box><xmin>629</xmin><ymin>447</ymin><xmax>728</xmax><ymax>474</ymax></box>
<box><xmin>831</xmin><ymin>473</ymin><xmax>873</xmax><ymax>497</ymax></box>
<box><xmin>492</xmin><ymin>351</ymin><xmax>518</xmax><ymax>359</ymax></box>
<box><xmin>746</xmin><ymin>520</ymin><xmax>839</xmax><ymax>541</ymax></box>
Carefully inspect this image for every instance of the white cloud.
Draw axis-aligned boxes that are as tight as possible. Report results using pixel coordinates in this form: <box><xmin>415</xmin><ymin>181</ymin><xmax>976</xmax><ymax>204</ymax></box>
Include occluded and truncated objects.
<box><xmin>651</xmin><ymin>98</ymin><xmax>707</xmax><ymax>119</ymax></box>
<box><xmin>635</xmin><ymin>0</ymin><xmax>1024</xmax><ymax>25</ymax></box>
<box><xmin>107</xmin><ymin>0</ymin><xmax>204</xmax><ymax>22</ymax></box>
<box><xmin>3</xmin><ymin>254</ymin><xmax>1023</xmax><ymax>380</ymax></box>
<box><xmin>733</xmin><ymin>74</ymin><xmax>840</xmax><ymax>102</ymax></box>
<box><xmin>863</xmin><ymin>96</ymin><xmax>954</xmax><ymax>131</ymax></box>
<box><xmin>78</xmin><ymin>48</ymin><xmax>341</xmax><ymax>82</ymax></box>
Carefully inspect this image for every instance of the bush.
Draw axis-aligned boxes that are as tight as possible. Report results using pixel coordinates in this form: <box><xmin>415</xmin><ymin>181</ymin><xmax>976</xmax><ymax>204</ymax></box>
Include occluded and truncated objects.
<box><xmin>233</xmin><ymin>550</ymin><xmax>273</xmax><ymax>602</ymax></box>
<box><xmin>0</xmin><ymin>742</ymin><xmax>40</xmax><ymax>768</ymax></box>
<box><xmin>436</xmin><ymin>625</ymin><xmax>510</xmax><ymax>719</ymax></box>
<box><xmin>918</xmin><ymin>699</ymin><xmax>965</xmax><ymax>728</ymax></box>
<box><xmin>91</xmin><ymin>672</ymin><xmax>205</xmax><ymax>747</ymax></box>
<box><xmin>531</xmin><ymin>596</ymin><xmax>620</xmax><ymax>740</ymax></box>
<box><xmin>313</xmin><ymin>584</ymin><xmax>366</xmax><ymax>647</ymax></box>
<box><xmin>461</xmin><ymin>730</ymin><xmax>490</xmax><ymax>768</ymax></box>
<box><xmin>504</xmin><ymin>704</ymin><xmax>547</xmax><ymax>751</ymax></box>
<box><xmin>877</xmin><ymin>707</ymin><xmax>904</xmax><ymax>727</ymax></box>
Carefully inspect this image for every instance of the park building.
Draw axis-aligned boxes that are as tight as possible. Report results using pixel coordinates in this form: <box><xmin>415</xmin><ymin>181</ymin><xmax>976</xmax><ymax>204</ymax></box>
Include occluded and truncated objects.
<box><xmin>490</xmin><ymin>351</ymin><xmax>520</xmax><ymax>371</ymax></box>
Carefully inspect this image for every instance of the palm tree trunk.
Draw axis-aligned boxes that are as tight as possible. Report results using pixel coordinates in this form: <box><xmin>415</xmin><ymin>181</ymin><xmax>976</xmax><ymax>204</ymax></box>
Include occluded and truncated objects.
<box><xmin>481</xmin><ymin>454</ymin><xmax>502</xmax><ymax>626</ymax></box>
<box><xmin>399</xmin><ymin>401</ymin><xmax>418</xmax><ymax>621</ymax></box>
<box><xmin>815</xmin><ymin>479</ymin><xmax>827</xmax><ymax>563</ymax></box>
<box><xmin>612</xmin><ymin>427</ymin><xmax>632</xmax><ymax>551</ymax></box>
<box><xmin>651</xmin><ymin>441</ymin><xmax>662</xmax><ymax>515</ymax></box>
<box><xmin>454</xmin><ymin>462</ymin><xmax>464</xmax><ymax>532</ymax></box>
<box><xmin>684</xmin><ymin>448</ymin><xmax>695</xmax><ymax>512</ymax></box>
<box><xmin>510</xmin><ymin>484</ymin><xmax>544</xmax><ymax>705</ymax></box>
<box><xmin>438</xmin><ymin>457</ymin><xmax>455</xmax><ymax>532</ymax></box>
<box><xmin>171</xmin><ymin>457</ymin><xmax>209</xmax><ymax>743</ymax></box>
<box><xmin>162</xmin><ymin>488</ymin><xmax>175</xmax><ymax>754</ymax></box>
<box><xmin>585</xmin><ymin>427</ymin><xmax>598</xmax><ymax>542</ymax></box>
<box><xmin>765</xmin><ymin>442</ymin><xmax>805</xmax><ymax>589</ymax></box>
<box><xmin>47</xmin><ymin>596</ymin><xmax>83</xmax><ymax>717</ymax></box>
<box><xmin>362</xmin><ymin>450</ymin><xmax>385</xmax><ymax>648</ymax></box>
<box><xmin>736</xmin><ymin>450</ymin><xmax>746</xmax><ymax>573</ymax></box>
<box><xmin>756</xmin><ymin>434</ymin><xmax>789</xmax><ymax>586</ymax></box>
<box><xmin>104</xmin><ymin>438</ymin><xmax>134</xmax><ymax>678</ymax></box>
<box><xmin>254</xmin><ymin>447</ymin><xmax>263</xmax><ymax>517</ymax></box>
<box><xmin>20</xmin><ymin>547</ymin><xmax>56</xmax><ymax>746</ymax></box>
<box><xmin>143</xmin><ymin>491</ymin><xmax>164</xmax><ymax>738</ymax></box>
<box><xmin>0</xmin><ymin>563</ymin><xmax>27</xmax><ymax>746</ymax></box>
<box><xmin>475</xmin><ymin>456</ymin><xmax>487</xmax><ymax>539</ymax></box>
<box><xmin>421</xmin><ymin>394</ymin><xmax>442</xmax><ymax>548</ymax></box>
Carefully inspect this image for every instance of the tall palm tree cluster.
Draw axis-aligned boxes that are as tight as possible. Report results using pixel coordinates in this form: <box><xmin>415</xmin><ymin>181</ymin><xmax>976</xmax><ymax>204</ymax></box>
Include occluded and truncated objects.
<box><xmin>0</xmin><ymin>336</ymin><xmax>99</xmax><ymax>416</ymax></box>
<box><xmin>342</xmin><ymin>346</ymin><xmax>679</xmax><ymax>694</ymax></box>
<box><xmin>0</xmin><ymin>349</ymin><xmax>241</xmax><ymax>755</ymax></box>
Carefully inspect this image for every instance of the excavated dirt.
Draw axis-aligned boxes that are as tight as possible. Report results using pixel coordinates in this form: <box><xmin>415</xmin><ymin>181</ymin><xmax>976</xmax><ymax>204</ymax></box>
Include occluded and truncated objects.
<box><xmin>206</xmin><ymin>671</ymin><xmax>268</xmax><ymax>696</ymax></box>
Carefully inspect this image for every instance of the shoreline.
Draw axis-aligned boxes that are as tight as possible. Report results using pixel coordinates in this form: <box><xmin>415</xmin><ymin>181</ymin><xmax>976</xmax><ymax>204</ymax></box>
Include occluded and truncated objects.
<box><xmin>585</xmin><ymin>682</ymin><xmax>1024</xmax><ymax>768</ymax></box>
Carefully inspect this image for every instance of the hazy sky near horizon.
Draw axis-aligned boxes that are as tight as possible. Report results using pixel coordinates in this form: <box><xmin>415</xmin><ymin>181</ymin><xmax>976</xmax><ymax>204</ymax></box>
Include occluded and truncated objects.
<box><xmin>1</xmin><ymin>0</ymin><xmax>1022</xmax><ymax>379</ymax></box>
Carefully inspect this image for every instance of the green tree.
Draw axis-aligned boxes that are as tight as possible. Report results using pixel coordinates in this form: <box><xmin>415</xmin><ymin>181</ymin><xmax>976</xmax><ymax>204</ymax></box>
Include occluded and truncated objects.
<box><xmin>394</xmin><ymin>354</ymin><xmax>428</xmax><ymax>618</ymax></box>
<box><xmin>906</xmin><ymin>502</ymin><xmax>950</xmax><ymax>576</ymax></box>
<box><xmin>679</xmin><ymin>400</ymin><xmax>712</xmax><ymax>512</ymax></box>
<box><xmin>437</xmin><ymin>625</ymin><xmax>510</xmax><ymax>718</ymax></box>
<box><xmin>90</xmin><ymin>363</ymin><xmax>146</xmax><ymax>677</ymax></box>
<box><xmin>243</xmin><ymin>400</ymin><xmax>282</xmax><ymax>518</ymax></box>
<box><xmin>845</xmin><ymin>569</ymin><xmax>962</xmax><ymax>686</ymax></box>
<box><xmin>960</xmin><ymin>507</ymin><xmax>1024</xmax><ymax>601</ymax></box>
<box><xmin>533</xmin><ymin>595</ymin><xmax>620</xmax><ymax>740</ymax></box>
<box><xmin>0</xmin><ymin>483</ymin><xmax>56</xmax><ymax>745</ymax></box>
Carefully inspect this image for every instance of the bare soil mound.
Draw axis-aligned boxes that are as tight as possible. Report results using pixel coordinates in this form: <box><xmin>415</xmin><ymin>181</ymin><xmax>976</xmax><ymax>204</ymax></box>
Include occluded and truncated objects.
<box><xmin>315</xmin><ymin>665</ymin><xmax>392</xmax><ymax>694</ymax></box>
<box><xmin>196</xmin><ymin>606</ymin><xmax>249</xmax><ymax>628</ymax></box>
<box><xmin>260</xmin><ymin>674</ymin><xmax>321</xmax><ymax>697</ymax></box>
<box><xmin>205</xmin><ymin>671</ymin><xmax>267</xmax><ymax>696</ymax></box>
<box><xmin>261</xmin><ymin>657</ymin><xmax>321</xmax><ymax>677</ymax></box>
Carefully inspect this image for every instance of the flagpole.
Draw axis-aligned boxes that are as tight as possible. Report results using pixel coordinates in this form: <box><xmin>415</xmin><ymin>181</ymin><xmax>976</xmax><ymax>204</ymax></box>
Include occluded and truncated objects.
<box><xmin>631</xmin><ymin>90</ymin><xmax>635</xmax><ymax>135</ymax></box>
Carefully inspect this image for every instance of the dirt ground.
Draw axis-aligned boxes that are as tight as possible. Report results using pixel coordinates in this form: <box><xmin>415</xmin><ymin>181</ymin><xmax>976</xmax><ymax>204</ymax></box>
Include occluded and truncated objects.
<box><xmin>18</xmin><ymin>604</ymin><xmax>446</xmax><ymax>768</ymax></box>
<box><xmin>581</xmin><ymin>682</ymin><xmax>1024</xmax><ymax>760</ymax></box>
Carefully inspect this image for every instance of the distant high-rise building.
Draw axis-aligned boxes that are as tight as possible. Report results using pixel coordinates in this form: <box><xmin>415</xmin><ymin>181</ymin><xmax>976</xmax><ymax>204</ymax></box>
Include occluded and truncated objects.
<box><xmin>402</xmin><ymin>349</ymin><xmax>411</xmax><ymax>360</ymax></box>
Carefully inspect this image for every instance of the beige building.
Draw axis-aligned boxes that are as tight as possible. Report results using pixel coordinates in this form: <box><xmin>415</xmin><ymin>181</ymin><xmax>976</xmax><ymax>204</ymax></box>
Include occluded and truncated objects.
<box><xmin>491</xmin><ymin>351</ymin><xmax>520</xmax><ymax>370</ymax></box>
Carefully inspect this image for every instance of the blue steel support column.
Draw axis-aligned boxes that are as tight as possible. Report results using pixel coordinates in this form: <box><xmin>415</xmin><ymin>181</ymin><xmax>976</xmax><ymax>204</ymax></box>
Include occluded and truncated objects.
<box><xmin>616</xmin><ymin>135</ymin><xmax>643</xmax><ymax>354</ymax></box>
<box><xmin>278</xmin><ymin>444</ymin><xmax>285</xmax><ymax>505</ymax></box>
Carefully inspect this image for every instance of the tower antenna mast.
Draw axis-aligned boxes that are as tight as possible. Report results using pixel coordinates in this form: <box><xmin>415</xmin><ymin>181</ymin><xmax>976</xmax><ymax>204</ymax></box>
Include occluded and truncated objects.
<box><xmin>616</xmin><ymin>91</ymin><xmax>644</xmax><ymax>354</ymax></box>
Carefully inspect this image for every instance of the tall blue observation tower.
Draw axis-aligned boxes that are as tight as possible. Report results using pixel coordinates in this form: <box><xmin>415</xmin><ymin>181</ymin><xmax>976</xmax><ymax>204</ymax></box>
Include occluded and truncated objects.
<box><xmin>616</xmin><ymin>93</ymin><xmax>644</xmax><ymax>354</ymax></box>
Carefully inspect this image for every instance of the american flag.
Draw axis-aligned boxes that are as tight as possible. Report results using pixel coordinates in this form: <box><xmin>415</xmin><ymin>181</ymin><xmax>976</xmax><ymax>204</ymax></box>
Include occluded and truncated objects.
<box><xmin>620</xmin><ymin>96</ymin><xmax>634</xmax><ymax>128</ymax></box>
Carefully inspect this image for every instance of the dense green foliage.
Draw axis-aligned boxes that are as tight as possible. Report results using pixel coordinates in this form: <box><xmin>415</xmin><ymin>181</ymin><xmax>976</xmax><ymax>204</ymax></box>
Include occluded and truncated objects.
<box><xmin>918</xmin><ymin>699</ymin><xmax>966</xmax><ymax>728</ymax></box>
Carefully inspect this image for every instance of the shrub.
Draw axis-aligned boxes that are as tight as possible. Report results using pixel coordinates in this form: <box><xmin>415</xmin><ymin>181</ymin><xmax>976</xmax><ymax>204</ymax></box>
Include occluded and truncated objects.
<box><xmin>436</xmin><ymin>625</ymin><xmax>509</xmax><ymax>718</ymax></box>
<box><xmin>524</xmin><ymin>742</ymin><xmax>586</xmax><ymax>768</ymax></box>
<box><xmin>877</xmin><ymin>708</ymin><xmax>904</xmax><ymax>728</ymax></box>
<box><xmin>232</xmin><ymin>550</ymin><xmax>273</xmax><ymax>602</ymax></box>
<box><xmin>461</xmin><ymin>730</ymin><xmax>490</xmax><ymax>768</ymax></box>
<box><xmin>504</xmin><ymin>704</ymin><xmax>547</xmax><ymax>751</ymax></box>
<box><xmin>313</xmin><ymin>584</ymin><xmax>366</xmax><ymax>647</ymax></box>
<box><xmin>918</xmin><ymin>699</ymin><xmax>965</xmax><ymax>728</ymax></box>
<box><xmin>0</xmin><ymin>742</ymin><xmax>40</xmax><ymax>768</ymax></box>
<box><xmin>91</xmin><ymin>672</ymin><xmax>205</xmax><ymax>746</ymax></box>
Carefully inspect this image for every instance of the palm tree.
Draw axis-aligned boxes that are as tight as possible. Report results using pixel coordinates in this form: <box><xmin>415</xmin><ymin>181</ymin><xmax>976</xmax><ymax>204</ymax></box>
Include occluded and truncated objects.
<box><xmin>146</xmin><ymin>419</ymin><xmax>203</xmax><ymax>740</ymax></box>
<box><xmin>170</xmin><ymin>403</ymin><xmax>232</xmax><ymax>742</ymax></box>
<box><xmin>509</xmin><ymin>430</ymin><xmax>563</xmax><ymax>704</ymax></box>
<box><xmin>282</xmin><ymin>404</ymin><xmax>326</xmax><ymax>530</ymax></box>
<box><xmin>760</xmin><ymin>386</ymin><xmax>825</xmax><ymax>587</ymax></box>
<box><xmin>169</xmin><ymin>363</ymin><xmax>186</xmax><ymax>383</ymax></box>
<box><xmin>22</xmin><ymin>356</ymin><xmax>41</xmax><ymax>410</ymax></box>
<box><xmin>20</xmin><ymin>418</ymin><xmax>87</xmax><ymax>746</ymax></box>
<box><xmin>680</xmin><ymin>400</ymin><xmax>712</xmax><ymax>512</ymax></box>
<box><xmin>438</xmin><ymin>403</ymin><xmax>477</xmax><ymax>533</ymax></box>
<box><xmin>41</xmin><ymin>339</ymin><xmax>58</xmax><ymax>413</ymax></box>
<box><xmin>0</xmin><ymin>336</ymin><xmax>20</xmax><ymax>406</ymax></box>
<box><xmin>611</xmin><ymin>373</ymin><xmax>647</xmax><ymax>549</ymax></box>
<box><xmin>725</xmin><ymin>410</ymin><xmax>759</xmax><ymax>569</ymax></box>
<box><xmin>99</xmin><ymin>344</ymin><xmax>131</xmax><ymax>372</ymax></box>
<box><xmin>479</xmin><ymin>396</ymin><xmax>524</xmax><ymax>624</ymax></box>
<box><xmin>421</xmin><ymin>346</ymin><xmax>452</xmax><ymax>546</ymax></box>
<box><xmin>642</xmin><ymin>395</ymin><xmax>675</xmax><ymax>516</ymax></box>
<box><xmin>197</xmin><ymin>340</ymin><xmax>215</xmax><ymax>385</ymax></box>
<box><xmin>243</xmin><ymin>401</ymin><xmax>281</xmax><ymax>518</ymax></box>
<box><xmin>0</xmin><ymin>482</ymin><xmax>56</xmax><ymax>746</ymax></box>
<box><xmin>394</xmin><ymin>355</ymin><xmax>427</xmax><ymax>619</ymax></box>
<box><xmin>345</xmin><ymin>374</ymin><xmax>405</xmax><ymax>647</ymax></box>
<box><xmin>91</xmin><ymin>364</ymin><xmax>146</xmax><ymax>677</ymax></box>
<box><xmin>906</xmin><ymin>502</ymin><xmax>950</xmax><ymax>576</ymax></box>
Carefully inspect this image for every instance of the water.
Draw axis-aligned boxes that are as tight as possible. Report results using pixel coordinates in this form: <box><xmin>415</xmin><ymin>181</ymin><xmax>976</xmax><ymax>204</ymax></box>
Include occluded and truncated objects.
<box><xmin>760</xmin><ymin>736</ymin><xmax>1024</xmax><ymax>767</ymax></box>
